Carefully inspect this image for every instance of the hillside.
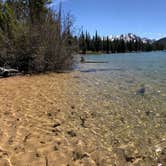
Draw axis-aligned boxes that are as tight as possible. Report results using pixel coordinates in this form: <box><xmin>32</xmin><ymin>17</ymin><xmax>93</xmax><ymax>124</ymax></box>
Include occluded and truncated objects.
<box><xmin>156</xmin><ymin>37</ymin><xmax>166</xmax><ymax>48</ymax></box>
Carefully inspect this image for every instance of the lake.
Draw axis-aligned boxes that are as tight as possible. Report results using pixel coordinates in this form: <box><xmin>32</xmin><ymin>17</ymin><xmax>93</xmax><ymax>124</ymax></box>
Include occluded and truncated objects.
<box><xmin>76</xmin><ymin>51</ymin><xmax>166</xmax><ymax>106</ymax></box>
<box><xmin>71</xmin><ymin>51</ymin><xmax>166</xmax><ymax>165</ymax></box>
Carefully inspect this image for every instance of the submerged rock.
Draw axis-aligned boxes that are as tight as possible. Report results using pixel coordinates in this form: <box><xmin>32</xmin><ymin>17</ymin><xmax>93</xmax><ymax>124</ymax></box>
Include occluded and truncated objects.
<box><xmin>136</xmin><ymin>86</ymin><xmax>146</xmax><ymax>95</ymax></box>
<box><xmin>80</xmin><ymin>116</ymin><xmax>86</xmax><ymax>128</ymax></box>
<box><xmin>53</xmin><ymin>123</ymin><xmax>61</xmax><ymax>128</ymax></box>
<box><xmin>72</xmin><ymin>151</ymin><xmax>89</xmax><ymax>161</ymax></box>
<box><xmin>47</xmin><ymin>112</ymin><xmax>52</xmax><ymax>117</ymax></box>
<box><xmin>71</xmin><ymin>105</ymin><xmax>75</xmax><ymax>109</ymax></box>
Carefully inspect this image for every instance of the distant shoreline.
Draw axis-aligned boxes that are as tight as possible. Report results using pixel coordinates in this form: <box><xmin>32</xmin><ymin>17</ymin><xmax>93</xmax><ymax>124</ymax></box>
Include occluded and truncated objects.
<box><xmin>79</xmin><ymin>50</ymin><xmax>165</xmax><ymax>55</ymax></box>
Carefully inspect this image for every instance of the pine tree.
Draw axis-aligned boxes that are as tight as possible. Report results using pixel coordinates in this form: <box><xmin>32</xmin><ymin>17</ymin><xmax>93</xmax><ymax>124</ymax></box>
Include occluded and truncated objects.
<box><xmin>79</xmin><ymin>31</ymin><xmax>86</xmax><ymax>54</ymax></box>
<box><xmin>0</xmin><ymin>0</ymin><xmax>75</xmax><ymax>72</ymax></box>
<box><xmin>106</xmin><ymin>36</ymin><xmax>110</xmax><ymax>54</ymax></box>
<box><xmin>85</xmin><ymin>31</ymin><xmax>91</xmax><ymax>51</ymax></box>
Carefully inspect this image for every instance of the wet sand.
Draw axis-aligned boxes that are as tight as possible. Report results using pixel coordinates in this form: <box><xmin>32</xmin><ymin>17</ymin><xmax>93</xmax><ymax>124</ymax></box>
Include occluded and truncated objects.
<box><xmin>0</xmin><ymin>72</ymin><xmax>165</xmax><ymax>166</ymax></box>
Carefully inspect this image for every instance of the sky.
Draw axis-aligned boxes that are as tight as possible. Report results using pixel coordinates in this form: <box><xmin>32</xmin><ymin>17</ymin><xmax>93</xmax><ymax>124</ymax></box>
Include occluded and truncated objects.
<box><xmin>53</xmin><ymin>0</ymin><xmax>166</xmax><ymax>39</ymax></box>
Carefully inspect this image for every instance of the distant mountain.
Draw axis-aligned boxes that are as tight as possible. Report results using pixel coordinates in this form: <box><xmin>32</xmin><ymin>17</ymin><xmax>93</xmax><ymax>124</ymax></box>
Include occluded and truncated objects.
<box><xmin>109</xmin><ymin>33</ymin><xmax>155</xmax><ymax>44</ymax></box>
<box><xmin>155</xmin><ymin>37</ymin><xmax>166</xmax><ymax>48</ymax></box>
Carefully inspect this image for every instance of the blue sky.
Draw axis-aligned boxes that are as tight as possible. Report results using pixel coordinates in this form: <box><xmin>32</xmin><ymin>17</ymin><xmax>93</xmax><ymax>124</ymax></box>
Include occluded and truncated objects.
<box><xmin>53</xmin><ymin>0</ymin><xmax>166</xmax><ymax>39</ymax></box>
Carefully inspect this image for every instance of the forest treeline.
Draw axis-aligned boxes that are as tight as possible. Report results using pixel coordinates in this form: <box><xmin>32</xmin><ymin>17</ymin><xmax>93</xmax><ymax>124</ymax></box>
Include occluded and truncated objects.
<box><xmin>78</xmin><ymin>31</ymin><xmax>165</xmax><ymax>54</ymax></box>
<box><xmin>0</xmin><ymin>0</ymin><xmax>76</xmax><ymax>73</ymax></box>
<box><xmin>0</xmin><ymin>1</ymin><xmax>165</xmax><ymax>73</ymax></box>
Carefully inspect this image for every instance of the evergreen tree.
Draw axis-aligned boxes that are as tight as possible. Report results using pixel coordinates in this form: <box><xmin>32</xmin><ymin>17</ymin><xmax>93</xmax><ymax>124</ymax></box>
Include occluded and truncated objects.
<box><xmin>106</xmin><ymin>36</ymin><xmax>110</xmax><ymax>53</ymax></box>
<box><xmin>78</xmin><ymin>30</ymin><xmax>164</xmax><ymax>54</ymax></box>
<box><xmin>0</xmin><ymin>0</ymin><xmax>75</xmax><ymax>72</ymax></box>
<box><xmin>94</xmin><ymin>31</ymin><xmax>102</xmax><ymax>52</ymax></box>
<box><xmin>85</xmin><ymin>31</ymin><xmax>91</xmax><ymax>51</ymax></box>
<box><xmin>79</xmin><ymin>31</ymin><xmax>86</xmax><ymax>54</ymax></box>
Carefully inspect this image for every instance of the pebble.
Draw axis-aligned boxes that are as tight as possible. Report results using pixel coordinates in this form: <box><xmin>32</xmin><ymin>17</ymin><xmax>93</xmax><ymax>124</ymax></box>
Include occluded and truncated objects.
<box><xmin>47</xmin><ymin>113</ymin><xmax>52</xmax><ymax>117</ymax></box>
<box><xmin>71</xmin><ymin>105</ymin><xmax>75</xmax><ymax>109</ymax></box>
<box><xmin>67</xmin><ymin>130</ymin><xmax>77</xmax><ymax>137</ymax></box>
<box><xmin>155</xmin><ymin>146</ymin><xmax>162</xmax><ymax>153</ymax></box>
<box><xmin>54</xmin><ymin>145</ymin><xmax>58</xmax><ymax>151</ymax></box>
<box><xmin>53</xmin><ymin>123</ymin><xmax>61</xmax><ymax>128</ymax></box>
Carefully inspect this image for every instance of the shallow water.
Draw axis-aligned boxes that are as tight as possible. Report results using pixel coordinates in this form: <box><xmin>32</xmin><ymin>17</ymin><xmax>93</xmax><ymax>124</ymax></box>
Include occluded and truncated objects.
<box><xmin>76</xmin><ymin>51</ymin><xmax>166</xmax><ymax>103</ymax></box>
<box><xmin>71</xmin><ymin>51</ymin><xmax>166</xmax><ymax>165</ymax></box>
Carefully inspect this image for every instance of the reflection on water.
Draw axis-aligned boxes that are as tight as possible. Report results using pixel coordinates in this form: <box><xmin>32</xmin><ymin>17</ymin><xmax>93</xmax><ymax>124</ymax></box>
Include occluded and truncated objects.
<box><xmin>71</xmin><ymin>51</ymin><xmax>166</xmax><ymax>165</ymax></box>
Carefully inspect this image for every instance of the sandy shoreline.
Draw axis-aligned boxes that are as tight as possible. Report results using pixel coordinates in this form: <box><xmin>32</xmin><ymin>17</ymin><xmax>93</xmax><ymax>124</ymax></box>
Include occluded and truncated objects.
<box><xmin>0</xmin><ymin>73</ymin><xmax>165</xmax><ymax>166</ymax></box>
<box><xmin>0</xmin><ymin>73</ymin><xmax>107</xmax><ymax>166</ymax></box>
<box><xmin>0</xmin><ymin>73</ymin><xmax>79</xmax><ymax>165</ymax></box>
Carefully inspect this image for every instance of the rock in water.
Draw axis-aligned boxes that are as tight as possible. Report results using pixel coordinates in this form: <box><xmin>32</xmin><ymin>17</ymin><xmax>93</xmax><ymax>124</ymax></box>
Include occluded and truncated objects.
<box><xmin>80</xmin><ymin>57</ymin><xmax>85</xmax><ymax>63</ymax></box>
<box><xmin>137</xmin><ymin>86</ymin><xmax>145</xmax><ymax>95</ymax></box>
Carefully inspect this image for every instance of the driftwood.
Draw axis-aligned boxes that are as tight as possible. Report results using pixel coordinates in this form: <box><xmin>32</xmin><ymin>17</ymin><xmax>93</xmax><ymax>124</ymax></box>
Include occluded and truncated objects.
<box><xmin>0</xmin><ymin>67</ymin><xmax>19</xmax><ymax>77</ymax></box>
